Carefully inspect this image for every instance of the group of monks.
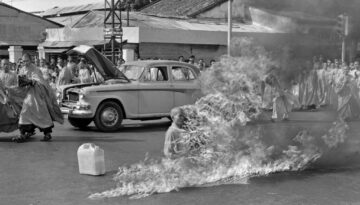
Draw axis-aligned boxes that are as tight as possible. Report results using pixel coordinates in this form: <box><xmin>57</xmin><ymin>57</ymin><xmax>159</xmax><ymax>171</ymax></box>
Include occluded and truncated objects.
<box><xmin>0</xmin><ymin>54</ymin><xmax>63</xmax><ymax>143</ymax></box>
<box><xmin>0</xmin><ymin>55</ymin><xmax>101</xmax><ymax>94</ymax></box>
<box><xmin>262</xmin><ymin>56</ymin><xmax>360</xmax><ymax>121</ymax></box>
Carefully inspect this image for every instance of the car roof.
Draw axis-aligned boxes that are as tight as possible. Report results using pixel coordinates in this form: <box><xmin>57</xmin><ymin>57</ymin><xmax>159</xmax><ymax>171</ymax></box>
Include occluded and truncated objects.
<box><xmin>123</xmin><ymin>60</ymin><xmax>200</xmax><ymax>74</ymax></box>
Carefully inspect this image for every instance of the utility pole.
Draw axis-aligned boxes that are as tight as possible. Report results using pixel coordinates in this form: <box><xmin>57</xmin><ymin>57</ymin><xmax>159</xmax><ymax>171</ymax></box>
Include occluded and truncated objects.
<box><xmin>336</xmin><ymin>14</ymin><xmax>349</xmax><ymax>63</ymax></box>
<box><xmin>104</xmin><ymin>0</ymin><xmax>123</xmax><ymax>64</ymax></box>
<box><xmin>227</xmin><ymin>0</ymin><xmax>232</xmax><ymax>57</ymax></box>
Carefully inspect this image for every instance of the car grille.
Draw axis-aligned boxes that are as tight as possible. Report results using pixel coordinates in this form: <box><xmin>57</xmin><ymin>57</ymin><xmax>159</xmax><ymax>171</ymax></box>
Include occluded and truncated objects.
<box><xmin>66</xmin><ymin>92</ymin><xmax>79</xmax><ymax>102</ymax></box>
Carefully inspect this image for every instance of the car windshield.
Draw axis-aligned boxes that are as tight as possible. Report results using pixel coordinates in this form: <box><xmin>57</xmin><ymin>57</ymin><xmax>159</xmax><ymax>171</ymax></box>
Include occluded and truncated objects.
<box><xmin>119</xmin><ymin>65</ymin><xmax>144</xmax><ymax>80</ymax></box>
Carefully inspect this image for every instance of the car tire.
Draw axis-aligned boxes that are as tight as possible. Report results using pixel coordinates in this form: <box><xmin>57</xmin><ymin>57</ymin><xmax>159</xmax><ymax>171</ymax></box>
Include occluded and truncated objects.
<box><xmin>68</xmin><ymin>117</ymin><xmax>92</xmax><ymax>129</ymax></box>
<box><xmin>94</xmin><ymin>101</ymin><xmax>124</xmax><ymax>132</ymax></box>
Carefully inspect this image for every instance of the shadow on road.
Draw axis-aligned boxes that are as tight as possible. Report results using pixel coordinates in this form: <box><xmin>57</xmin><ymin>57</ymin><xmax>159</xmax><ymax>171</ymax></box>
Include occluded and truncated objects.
<box><xmin>0</xmin><ymin>136</ymin><xmax>145</xmax><ymax>143</ymax></box>
<box><xmin>70</xmin><ymin>120</ymin><xmax>172</xmax><ymax>134</ymax></box>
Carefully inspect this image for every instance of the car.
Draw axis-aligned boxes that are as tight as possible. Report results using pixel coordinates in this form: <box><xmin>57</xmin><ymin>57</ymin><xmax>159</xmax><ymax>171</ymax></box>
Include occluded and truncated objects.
<box><xmin>59</xmin><ymin>45</ymin><xmax>202</xmax><ymax>132</ymax></box>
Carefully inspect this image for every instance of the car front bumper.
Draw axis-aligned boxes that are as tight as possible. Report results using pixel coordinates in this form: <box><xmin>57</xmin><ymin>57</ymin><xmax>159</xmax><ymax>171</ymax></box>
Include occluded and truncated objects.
<box><xmin>61</xmin><ymin>105</ymin><xmax>94</xmax><ymax>119</ymax></box>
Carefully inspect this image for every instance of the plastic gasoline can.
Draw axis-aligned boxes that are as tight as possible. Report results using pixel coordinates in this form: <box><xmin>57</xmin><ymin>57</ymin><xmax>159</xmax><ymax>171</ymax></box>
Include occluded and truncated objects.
<box><xmin>77</xmin><ymin>143</ymin><xmax>106</xmax><ymax>176</ymax></box>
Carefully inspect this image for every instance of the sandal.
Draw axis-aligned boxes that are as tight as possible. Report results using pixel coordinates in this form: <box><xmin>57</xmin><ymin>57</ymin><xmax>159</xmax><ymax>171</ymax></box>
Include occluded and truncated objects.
<box><xmin>12</xmin><ymin>134</ymin><xmax>27</xmax><ymax>143</ymax></box>
<box><xmin>25</xmin><ymin>131</ymin><xmax>36</xmax><ymax>139</ymax></box>
<box><xmin>41</xmin><ymin>133</ymin><xmax>52</xmax><ymax>142</ymax></box>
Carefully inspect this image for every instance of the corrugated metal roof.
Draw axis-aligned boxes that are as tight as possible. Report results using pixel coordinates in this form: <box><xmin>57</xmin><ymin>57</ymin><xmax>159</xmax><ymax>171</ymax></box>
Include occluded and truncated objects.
<box><xmin>40</xmin><ymin>2</ymin><xmax>104</xmax><ymax>17</ymax></box>
<box><xmin>65</xmin><ymin>11</ymin><xmax>281</xmax><ymax>33</ymax></box>
<box><xmin>140</xmin><ymin>0</ymin><xmax>227</xmax><ymax>18</ymax></box>
<box><xmin>48</xmin><ymin>14</ymin><xmax>86</xmax><ymax>27</ymax></box>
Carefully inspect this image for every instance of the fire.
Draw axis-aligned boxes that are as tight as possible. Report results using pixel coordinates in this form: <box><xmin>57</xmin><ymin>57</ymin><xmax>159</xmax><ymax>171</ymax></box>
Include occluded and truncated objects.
<box><xmin>89</xmin><ymin>38</ymin><xmax>349</xmax><ymax>200</ymax></box>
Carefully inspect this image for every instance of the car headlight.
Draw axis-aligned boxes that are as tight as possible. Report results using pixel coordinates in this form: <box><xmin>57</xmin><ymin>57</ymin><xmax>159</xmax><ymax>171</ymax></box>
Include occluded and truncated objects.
<box><xmin>56</xmin><ymin>91</ymin><xmax>62</xmax><ymax>105</ymax></box>
<box><xmin>76</xmin><ymin>92</ymin><xmax>91</xmax><ymax>110</ymax></box>
<box><xmin>79</xmin><ymin>94</ymin><xmax>84</xmax><ymax>101</ymax></box>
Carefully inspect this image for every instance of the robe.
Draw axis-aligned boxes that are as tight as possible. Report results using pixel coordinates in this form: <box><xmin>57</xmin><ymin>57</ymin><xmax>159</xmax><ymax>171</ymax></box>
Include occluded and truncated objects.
<box><xmin>298</xmin><ymin>71</ymin><xmax>307</xmax><ymax>107</ymax></box>
<box><xmin>0</xmin><ymin>85</ymin><xmax>19</xmax><ymax>132</ymax></box>
<box><xmin>18</xmin><ymin>64</ymin><xmax>63</xmax><ymax>128</ymax></box>
<box><xmin>261</xmin><ymin>83</ymin><xmax>275</xmax><ymax>110</ymax></box>
<box><xmin>264</xmin><ymin>75</ymin><xmax>296</xmax><ymax>120</ymax></box>
<box><xmin>328</xmin><ymin>69</ymin><xmax>341</xmax><ymax>109</ymax></box>
<box><xmin>303</xmin><ymin>69</ymin><xmax>319</xmax><ymax>107</ymax></box>
<box><xmin>57</xmin><ymin>66</ymin><xmax>73</xmax><ymax>86</ymax></box>
<box><xmin>164</xmin><ymin>124</ymin><xmax>188</xmax><ymax>159</ymax></box>
<box><xmin>78</xmin><ymin>68</ymin><xmax>93</xmax><ymax>84</ymax></box>
<box><xmin>334</xmin><ymin>71</ymin><xmax>360</xmax><ymax>120</ymax></box>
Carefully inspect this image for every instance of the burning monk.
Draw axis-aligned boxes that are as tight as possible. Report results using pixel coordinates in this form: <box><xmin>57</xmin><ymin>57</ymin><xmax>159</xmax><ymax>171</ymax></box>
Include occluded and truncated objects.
<box><xmin>11</xmin><ymin>53</ymin><xmax>64</xmax><ymax>143</ymax></box>
<box><xmin>164</xmin><ymin>107</ymin><xmax>189</xmax><ymax>159</ymax></box>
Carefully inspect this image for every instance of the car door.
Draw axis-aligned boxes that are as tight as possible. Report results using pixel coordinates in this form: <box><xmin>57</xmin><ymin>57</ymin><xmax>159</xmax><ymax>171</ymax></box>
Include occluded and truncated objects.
<box><xmin>138</xmin><ymin>65</ymin><xmax>174</xmax><ymax>115</ymax></box>
<box><xmin>170</xmin><ymin>65</ymin><xmax>201</xmax><ymax>107</ymax></box>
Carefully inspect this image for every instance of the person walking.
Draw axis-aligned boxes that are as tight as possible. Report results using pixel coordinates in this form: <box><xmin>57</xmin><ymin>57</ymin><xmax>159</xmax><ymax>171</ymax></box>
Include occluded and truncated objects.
<box><xmin>11</xmin><ymin>53</ymin><xmax>63</xmax><ymax>143</ymax></box>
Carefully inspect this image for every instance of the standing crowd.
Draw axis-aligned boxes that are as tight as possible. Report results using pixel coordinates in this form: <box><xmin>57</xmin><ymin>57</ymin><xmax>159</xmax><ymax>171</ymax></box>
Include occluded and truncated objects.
<box><xmin>0</xmin><ymin>55</ymin><xmax>103</xmax><ymax>94</ymax></box>
<box><xmin>262</xmin><ymin>56</ymin><xmax>360</xmax><ymax>121</ymax></box>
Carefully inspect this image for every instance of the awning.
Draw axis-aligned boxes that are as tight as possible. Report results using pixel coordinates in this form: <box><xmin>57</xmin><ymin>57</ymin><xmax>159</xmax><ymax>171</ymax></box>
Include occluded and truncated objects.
<box><xmin>40</xmin><ymin>40</ymin><xmax>108</xmax><ymax>48</ymax></box>
<box><xmin>43</xmin><ymin>48</ymin><xmax>70</xmax><ymax>53</ymax></box>
<box><xmin>40</xmin><ymin>39</ymin><xmax>127</xmax><ymax>48</ymax></box>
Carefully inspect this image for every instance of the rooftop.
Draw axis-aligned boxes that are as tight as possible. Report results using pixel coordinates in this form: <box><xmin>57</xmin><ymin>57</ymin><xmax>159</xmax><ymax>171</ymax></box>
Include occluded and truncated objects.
<box><xmin>39</xmin><ymin>2</ymin><xmax>104</xmax><ymax>17</ymax></box>
<box><xmin>140</xmin><ymin>0</ymin><xmax>227</xmax><ymax>18</ymax></box>
<box><xmin>48</xmin><ymin>10</ymin><xmax>280</xmax><ymax>33</ymax></box>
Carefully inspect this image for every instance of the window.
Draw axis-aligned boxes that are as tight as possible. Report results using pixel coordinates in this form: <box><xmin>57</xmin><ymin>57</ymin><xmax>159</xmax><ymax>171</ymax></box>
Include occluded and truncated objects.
<box><xmin>143</xmin><ymin>66</ymin><xmax>168</xmax><ymax>81</ymax></box>
<box><xmin>120</xmin><ymin>65</ymin><xmax>144</xmax><ymax>80</ymax></box>
<box><xmin>171</xmin><ymin>66</ymin><xmax>195</xmax><ymax>81</ymax></box>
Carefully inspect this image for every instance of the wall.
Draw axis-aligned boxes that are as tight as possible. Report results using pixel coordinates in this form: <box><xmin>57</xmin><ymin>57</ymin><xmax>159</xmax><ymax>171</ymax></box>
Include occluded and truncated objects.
<box><xmin>139</xmin><ymin>43</ymin><xmax>226</xmax><ymax>64</ymax></box>
<box><xmin>0</xmin><ymin>5</ymin><xmax>60</xmax><ymax>46</ymax></box>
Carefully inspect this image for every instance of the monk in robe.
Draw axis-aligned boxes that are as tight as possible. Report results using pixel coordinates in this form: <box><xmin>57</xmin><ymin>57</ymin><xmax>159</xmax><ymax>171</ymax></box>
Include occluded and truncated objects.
<box><xmin>0</xmin><ymin>59</ymin><xmax>17</xmax><ymax>87</ymax></box>
<box><xmin>56</xmin><ymin>57</ymin><xmax>73</xmax><ymax>86</ymax></box>
<box><xmin>164</xmin><ymin>107</ymin><xmax>189</xmax><ymax>159</ymax></box>
<box><xmin>0</xmin><ymin>84</ymin><xmax>20</xmax><ymax>133</ymax></box>
<box><xmin>298</xmin><ymin>68</ymin><xmax>308</xmax><ymax>109</ymax></box>
<box><xmin>264</xmin><ymin>74</ymin><xmax>296</xmax><ymax>121</ymax></box>
<box><xmin>334</xmin><ymin>69</ymin><xmax>360</xmax><ymax>120</ymax></box>
<box><xmin>317</xmin><ymin>63</ymin><xmax>329</xmax><ymax>106</ymax></box>
<box><xmin>78</xmin><ymin>59</ymin><xmax>93</xmax><ymax>84</ymax></box>
<box><xmin>261</xmin><ymin>78</ymin><xmax>275</xmax><ymax>111</ymax></box>
<box><xmin>303</xmin><ymin>64</ymin><xmax>319</xmax><ymax>110</ymax></box>
<box><xmin>11</xmin><ymin>53</ymin><xmax>63</xmax><ymax>143</ymax></box>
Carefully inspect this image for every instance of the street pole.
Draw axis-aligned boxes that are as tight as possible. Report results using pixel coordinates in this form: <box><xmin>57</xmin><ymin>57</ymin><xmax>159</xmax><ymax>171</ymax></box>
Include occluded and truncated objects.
<box><xmin>341</xmin><ymin>37</ymin><xmax>346</xmax><ymax>63</ymax></box>
<box><xmin>341</xmin><ymin>14</ymin><xmax>349</xmax><ymax>63</ymax></box>
<box><xmin>111</xmin><ymin>0</ymin><xmax>115</xmax><ymax>63</ymax></box>
<box><xmin>227</xmin><ymin>0</ymin><xmax>232</xmax><ymax>57</ymax></box>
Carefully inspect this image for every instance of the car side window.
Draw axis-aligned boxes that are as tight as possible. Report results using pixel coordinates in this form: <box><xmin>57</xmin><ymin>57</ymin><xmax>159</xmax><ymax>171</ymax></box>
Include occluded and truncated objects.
<box><xmin>143</xmin><ymin>66</ymin><xmax>168</xmax><ymax>82</ymax></box>
<box><xmin>171</xmin><ymin>66</ymin><xmax>196</xmax><ymax>81</ymax></box>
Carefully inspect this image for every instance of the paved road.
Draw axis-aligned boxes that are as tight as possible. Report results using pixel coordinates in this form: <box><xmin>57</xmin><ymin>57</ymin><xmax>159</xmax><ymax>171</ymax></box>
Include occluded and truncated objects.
<box><xmin>0</xmin><ymin>113</ymin><xmax>360</xmax><ymax>205</ymax></box>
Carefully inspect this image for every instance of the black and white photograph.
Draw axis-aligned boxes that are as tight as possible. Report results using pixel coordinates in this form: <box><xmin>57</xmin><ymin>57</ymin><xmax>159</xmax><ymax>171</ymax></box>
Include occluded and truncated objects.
<box><xmin>1</xmin><ymin>0</ymin><xmax>360</xmax><ymax>204</ymax></box>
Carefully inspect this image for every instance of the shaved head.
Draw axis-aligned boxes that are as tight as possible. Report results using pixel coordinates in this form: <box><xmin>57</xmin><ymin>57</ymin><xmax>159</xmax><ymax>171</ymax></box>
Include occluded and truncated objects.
<box><xmin>1</xmin><ymin>59</ymin><xmax>10</xmax><ymax>72</ymax></box>
<box><xmin>21</xmin><ymin>53</ymin><xmax>32</xmax><ymax>67</ymax></box>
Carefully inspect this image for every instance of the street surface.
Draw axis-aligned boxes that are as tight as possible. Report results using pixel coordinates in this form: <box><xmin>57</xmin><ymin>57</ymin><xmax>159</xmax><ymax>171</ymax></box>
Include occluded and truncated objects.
<box><xmin>1</xmin><ymin>112</ymin><xmax>360</xmax><ymax>205</ymax></box>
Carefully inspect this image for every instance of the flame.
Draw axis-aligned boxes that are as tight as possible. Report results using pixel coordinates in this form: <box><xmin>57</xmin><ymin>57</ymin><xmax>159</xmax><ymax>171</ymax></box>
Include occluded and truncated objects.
<box><xmin>89</xmin><ymin>38</ymin><xmax>349</xmax><ymax>200</ymax></box>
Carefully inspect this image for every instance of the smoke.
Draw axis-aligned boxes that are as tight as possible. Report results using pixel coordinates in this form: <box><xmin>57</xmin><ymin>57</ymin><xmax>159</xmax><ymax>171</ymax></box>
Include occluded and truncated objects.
<box><xmin>89</xmin><ymin>37</ymin><xmax>350</xmax><ymax>200</ymax></box>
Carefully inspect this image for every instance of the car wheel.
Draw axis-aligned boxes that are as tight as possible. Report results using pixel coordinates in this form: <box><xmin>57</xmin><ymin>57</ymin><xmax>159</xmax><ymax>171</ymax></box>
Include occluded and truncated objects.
<box><xmin>68</xmin><ymin>117</ymin><xmax>92</xmax><ymax>129</ymax></box>
<box><xmin>94</xmin><ymin>101</ymin><xmax>124</xmax><ymax>132</ymax></box>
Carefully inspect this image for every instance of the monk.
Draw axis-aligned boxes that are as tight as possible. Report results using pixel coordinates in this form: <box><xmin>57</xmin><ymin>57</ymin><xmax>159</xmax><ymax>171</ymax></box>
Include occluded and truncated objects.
<box><xmin>334</xmin><ymin>68</ymin><xmax>360</xmax><ymax>120</ymax></box>
<box><xmin>78</xmin><ymin>58</ymin><xmax>93</xmax><ymax>84</ymax></box>
<box><xmin>0</xmin><ymin>59</ymin><xmax>17</xmax><ymax>87</ymax></box>
<box><xmin>264</xmin><ymin>74</ymin><xmax>296</xmax><ymax>121</ymax></box>
<box><xmin>303</xmin><ymin>62</ymin><xmax>319</xmax><ymax>110</ymax></box>
<box><xmin>164</xmin><ymin>107</ymin><xmax>189</xmax><ymax>159</ymax></box>
<box><xmin>56</xmin><ymin>57</ymin><xmax>73</xmax><ymax>86</ymax></box>
<box><xmin>11</xmin><ymin>53</ymin><xmax>64</xmax><ymax>143</ymax></box>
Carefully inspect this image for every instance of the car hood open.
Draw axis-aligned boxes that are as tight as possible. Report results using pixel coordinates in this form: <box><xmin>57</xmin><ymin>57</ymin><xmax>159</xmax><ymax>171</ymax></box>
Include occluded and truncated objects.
<box><xmin>67</xmin><ymin>45</ymin><xmax>128</xmax><ymax>81</ymax></box>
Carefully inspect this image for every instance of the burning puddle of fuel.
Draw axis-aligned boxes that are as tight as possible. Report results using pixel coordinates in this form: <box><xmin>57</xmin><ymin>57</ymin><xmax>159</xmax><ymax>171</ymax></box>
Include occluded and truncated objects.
<box><xmin>89</xmin><ymin>38</ymin><xmax>356</xmax><ymax>200</ymax></box>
